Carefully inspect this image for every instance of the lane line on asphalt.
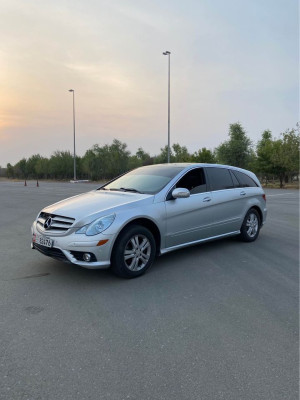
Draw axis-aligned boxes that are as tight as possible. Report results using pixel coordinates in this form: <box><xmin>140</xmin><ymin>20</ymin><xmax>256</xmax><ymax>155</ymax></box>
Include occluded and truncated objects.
<box><xmin>266</xmin><ymin>192</ymin><xmax>296</xmax><ymax>197</ymax></box>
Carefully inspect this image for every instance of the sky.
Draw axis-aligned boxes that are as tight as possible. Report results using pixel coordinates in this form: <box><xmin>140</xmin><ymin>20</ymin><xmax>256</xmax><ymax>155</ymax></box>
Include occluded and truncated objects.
<box><xmin>0</xmin><ymin>0</ymin><xmax>298</xmax><ymax>166</ymax></box>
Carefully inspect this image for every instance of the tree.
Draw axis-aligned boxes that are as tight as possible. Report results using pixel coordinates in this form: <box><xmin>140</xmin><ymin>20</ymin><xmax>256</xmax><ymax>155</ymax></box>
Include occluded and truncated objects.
<box><xmin>5</xmin><ymin>124</ymin><xmax>298</xmax><ymax>185</ymax></box>
<box><xmin>136</xmin><ymin>147</ymin><xmax>151</xmax><ymax>164</ymax></box>
<box><xmin>281</xmin><ymin>127</ymin><xmax>300</xmax><ymax>182</ymax></box>
<box><xmin>191</xmin><ymin>147</ymin><xmax>216</xmax><ymax>163</ymax></box>
<box><xmin>256</xmin><ymin>126</ymin><xmax>299</xmax><ymax>187</ymax></box>
<box><xmin>82</xmin><ymin>139</ymin><xmax>130</xmax><ymax>180</ymax></box>
<box><xmin>0</xmin><ymin>166</ymin><xmax>6</xmax><ymax>178</ymax></box>
<box><xmin>216</xmin><ymin>123</ymin><xmax>252</xmax><ymax>168</ymax></box>
<box><xmin>255</xmin><ymin>130</ymin><xmax>274</xmax><ymax>183</ymax></box>
<box><xmin>107</xmin><ymin>139</ymin><xmax>130</xmax><ymax>177</ymax></box>
<box><xmin>35</xmin><ymin>157</ymin><xmax>50</xmax><ymax>179</ymax></box>
<box><xmin>269</xmin><ymin>139</ymin><xmax>288</xmax><ymax>188</ymax></box>
<box><xmin>26</xmin><ymin>154</ymin><xmax>42</xmax><ymax>178</ymax></box>
<box><xmin>49</xmin><ymin>151</ymin><xmax>74</xmax><ymax>179</ymax></box>
<box><xmin>82</xmin><ymin>147</ymin><xmax>101</xmax><ymax>180</ymax></box>
<box><xmin>172</xmin><ymin>143</ymin><xmax>191</xmax><ymax>162</ymax></box>
<box><xmin>6</xmin><ymin>163</ymin><xmax>14</xmax><ymax>178</ymax></box>
<box><xmin>154</xmin><ymin>145</ymin><xmax>174</xmax><ymax>164</ymax></box>
<box><xmin>14</xmin><ymin>158</ymin><xmax>27</xmax><ymax>179</ymax></box>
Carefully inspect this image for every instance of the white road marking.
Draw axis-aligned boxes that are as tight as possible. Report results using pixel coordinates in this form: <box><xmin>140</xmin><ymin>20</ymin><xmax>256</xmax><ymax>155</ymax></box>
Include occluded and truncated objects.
<box><xmin>267</xmin><ymin>192</ymin><xmax>295</xmax><ymax>197</ymax></box>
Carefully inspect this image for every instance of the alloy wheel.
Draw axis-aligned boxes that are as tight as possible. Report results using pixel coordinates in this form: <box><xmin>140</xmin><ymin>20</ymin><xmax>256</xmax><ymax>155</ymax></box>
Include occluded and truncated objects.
<box><xmin>246</xmin><ymin>213</ymin><xmax>259</xmax><ymax>238</ymax></box>
<box><xmin>124</xmin><ymin>234</ymin><xmax>151</xmax><ymax>271</ymax></box>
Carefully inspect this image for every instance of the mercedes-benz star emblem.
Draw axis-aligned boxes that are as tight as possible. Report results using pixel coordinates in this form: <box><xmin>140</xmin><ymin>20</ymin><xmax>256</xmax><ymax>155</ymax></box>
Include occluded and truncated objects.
<box><xmin>44</xmin><ymin>217</ymin><xmax>52</xmax><ymax>230</ymax></box>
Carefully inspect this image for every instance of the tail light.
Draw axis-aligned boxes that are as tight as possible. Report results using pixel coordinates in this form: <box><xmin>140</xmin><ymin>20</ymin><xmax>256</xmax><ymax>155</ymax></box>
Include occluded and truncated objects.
<box><xmin>262</xmin><ymin>194</ymin><xmax>266</xmax><ymax>202</ymax></box>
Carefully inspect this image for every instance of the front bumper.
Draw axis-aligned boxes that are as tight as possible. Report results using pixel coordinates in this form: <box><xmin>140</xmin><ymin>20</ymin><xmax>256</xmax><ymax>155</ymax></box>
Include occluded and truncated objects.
<box><xmin>31</xmin><ymin>221</ymin><xmax>112</xmax><ymax>269</ymax></box>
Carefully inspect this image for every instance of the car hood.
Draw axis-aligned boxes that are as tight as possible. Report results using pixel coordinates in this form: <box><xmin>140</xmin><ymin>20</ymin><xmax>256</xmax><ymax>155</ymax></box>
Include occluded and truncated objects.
<box><xmin>42</xmin><ymin>190</ymin><xmax>154</xmax><ymax>223</ymax></box>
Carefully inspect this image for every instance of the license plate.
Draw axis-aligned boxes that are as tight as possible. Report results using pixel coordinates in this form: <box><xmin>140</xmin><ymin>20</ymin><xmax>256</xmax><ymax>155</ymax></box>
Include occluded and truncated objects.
<box><xmin>34</xmin><ymin>234</ymin><xmax>53</xmax><ymax>248</ymax></box>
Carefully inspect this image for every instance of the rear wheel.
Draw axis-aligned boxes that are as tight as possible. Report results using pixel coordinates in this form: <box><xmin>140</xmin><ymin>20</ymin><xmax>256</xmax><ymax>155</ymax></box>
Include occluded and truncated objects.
<box><xmin>240</xmin><ymin>208</ymin><xmax>261</xmax><ymax>242</ymax></box>
<box><xmin>111</xmin><ymin>225</ymin><xmax>156</xmax><ymax>278</ymax></box>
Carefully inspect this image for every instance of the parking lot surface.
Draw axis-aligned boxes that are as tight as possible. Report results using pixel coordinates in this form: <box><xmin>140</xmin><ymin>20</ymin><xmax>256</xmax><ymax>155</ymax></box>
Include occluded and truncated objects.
<box><xmin>0</xmin><ymin>181</ymin><xmax>298</xmax><ymax>400</ymax></box>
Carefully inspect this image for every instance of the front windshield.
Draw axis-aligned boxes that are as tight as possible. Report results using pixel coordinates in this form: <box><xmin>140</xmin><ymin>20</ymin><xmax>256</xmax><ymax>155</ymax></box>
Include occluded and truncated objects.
<box><xmin>100</xmin><ymin>165</ymin><xmax>184</xmax><ymax>194</ymax></box>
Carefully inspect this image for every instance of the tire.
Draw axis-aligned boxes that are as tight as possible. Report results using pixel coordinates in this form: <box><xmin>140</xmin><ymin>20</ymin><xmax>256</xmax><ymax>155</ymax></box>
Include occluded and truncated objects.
<box><xmin>111</xmin><ymin>225</ymin><xmax>156</xmax><ymax>278</ymax></box>
<box><xmin>240</xmin><ymin>208</ymin><xmax>261</xmax><ymax>242</ymax></box>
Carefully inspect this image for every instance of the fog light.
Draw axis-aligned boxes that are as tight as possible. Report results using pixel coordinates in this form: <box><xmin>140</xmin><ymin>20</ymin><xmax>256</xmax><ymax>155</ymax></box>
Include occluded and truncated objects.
<box><xmin>83</xmin><ymin>253</ymin><xmax>92</xmax><ymax>262</ymax></box>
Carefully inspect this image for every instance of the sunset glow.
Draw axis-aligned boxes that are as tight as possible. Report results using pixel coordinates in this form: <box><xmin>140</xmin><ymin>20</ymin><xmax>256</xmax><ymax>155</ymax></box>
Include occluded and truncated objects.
<box><xmin>0</xmin><ymin>0</ymin><xmax>298</xmax><ymax>166</ymax></box>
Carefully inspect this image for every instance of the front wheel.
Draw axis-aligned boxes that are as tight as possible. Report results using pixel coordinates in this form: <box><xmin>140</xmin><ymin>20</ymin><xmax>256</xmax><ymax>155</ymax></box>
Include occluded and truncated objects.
<box><xmin>111</xmin><ymin>225</ymin><xmax>156</xmax><ymax>278</ymax></box>
<box><xmin>240</xmin><ymin>208</ymin><xmax>261</xmax><ymax>242</ymax></box>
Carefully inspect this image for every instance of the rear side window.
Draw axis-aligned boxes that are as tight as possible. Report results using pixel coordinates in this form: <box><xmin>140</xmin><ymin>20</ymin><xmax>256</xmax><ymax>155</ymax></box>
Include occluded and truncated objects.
<box><xmin>205</xmin><ymin>168</ymin><xmax>234</xmax><ymax>191</ymax></box>
<box><xmin>232</xmin><ymin>170</ymin><xmax>258</xmax><ymax>188</ymax></box>
<box><xmin>229</xmin><ymin>170</ymin><xmax>240</xmax><ymax>187</ymax></box>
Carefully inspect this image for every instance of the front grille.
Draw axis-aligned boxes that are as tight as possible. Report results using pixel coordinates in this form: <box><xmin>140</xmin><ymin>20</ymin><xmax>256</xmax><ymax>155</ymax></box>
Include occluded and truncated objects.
<box><xmin>34</xmin><ymin>243</ymin><xmax>69</xmax><ymax>263</ymax></box>
<box><xmin>37</xmin><ymin>212</ymin><xmax>75</xmax><ymax>234</ymax></box>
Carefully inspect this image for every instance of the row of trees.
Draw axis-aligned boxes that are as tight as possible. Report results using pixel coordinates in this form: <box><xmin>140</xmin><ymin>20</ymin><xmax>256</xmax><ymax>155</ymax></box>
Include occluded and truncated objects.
<box><xmin>3</xmin><ymin>123</ymin><xmax>299</xmax><ymax>187</ymax></box>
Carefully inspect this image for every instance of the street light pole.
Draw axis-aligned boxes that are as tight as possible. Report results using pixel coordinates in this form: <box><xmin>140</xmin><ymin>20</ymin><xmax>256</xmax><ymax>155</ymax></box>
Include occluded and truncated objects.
<box><xmin>163</xmin><ymin>51</ymin><xmax>171</xmax><ymax>163</ymax></box>
<box><xmin>68</xmin><ymin>89</ymin><xmax>76</xmax><ymax>180</ymax></box>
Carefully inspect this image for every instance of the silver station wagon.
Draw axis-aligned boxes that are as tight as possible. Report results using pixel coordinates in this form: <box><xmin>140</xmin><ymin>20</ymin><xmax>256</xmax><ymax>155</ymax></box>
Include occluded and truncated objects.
<box><xmin>31</xmin><ymin>164</ymin><xmax>267</xmax><ymax>278</ymax></box>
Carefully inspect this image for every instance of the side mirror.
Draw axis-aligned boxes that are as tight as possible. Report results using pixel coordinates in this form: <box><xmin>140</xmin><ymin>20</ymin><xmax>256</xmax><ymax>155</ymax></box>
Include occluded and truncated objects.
<box><xmin>172</xmin><ymin>188</ymin><xmax>190</xmax><ymax>199</ymax></box>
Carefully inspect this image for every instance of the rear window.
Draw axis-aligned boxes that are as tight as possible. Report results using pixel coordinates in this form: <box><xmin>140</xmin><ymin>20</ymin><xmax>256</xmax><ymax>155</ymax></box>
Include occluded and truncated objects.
<box><xmin>232</xmin><ymin>170</ymin><xmax>258</xmax><ymax>188</ymax></box>
<box><xmin>205</xmin><ymin>168</ymin><xmax>234</xmax><ymax>191</ymax></box>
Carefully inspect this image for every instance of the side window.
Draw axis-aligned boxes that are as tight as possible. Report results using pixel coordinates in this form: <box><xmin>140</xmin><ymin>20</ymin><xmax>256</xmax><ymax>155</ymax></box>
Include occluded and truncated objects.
<box><xmin>206</xmin><ymin>167</ymin><xmax>234</xmax><ymax>191</ymax></box>
<box><xmin>229</xmin><ymin>170</ymin><xmax>240</xmax><ymax>187</ymax></box>
<box><xmin>176</xmin><ymin>168</ymin><xmax>207</xmax><ymax>194</ymax></box>
<box><xmin>232</xmin><ymin>170</ymin><xmax>258</xmax><ymax>188</ymax></box>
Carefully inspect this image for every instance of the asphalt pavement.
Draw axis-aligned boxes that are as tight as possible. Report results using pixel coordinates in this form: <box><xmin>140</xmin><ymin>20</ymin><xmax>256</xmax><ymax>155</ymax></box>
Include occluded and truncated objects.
<box><xmin>0</xmin><ymin>181</ymin><xmax>298</xmax><ymax>400</ymax></box>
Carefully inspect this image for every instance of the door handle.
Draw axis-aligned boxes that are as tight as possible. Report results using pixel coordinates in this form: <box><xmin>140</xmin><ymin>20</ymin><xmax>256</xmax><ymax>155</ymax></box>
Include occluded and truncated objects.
<box><xmin>240</xmin><ymin>191</ymin><xmax>246</xmax><ymax>196</ymax></box>
<box><xmin>203</xmin><ymin>197</ymin><xmax>211</xmax><ymax>202</ymax></box>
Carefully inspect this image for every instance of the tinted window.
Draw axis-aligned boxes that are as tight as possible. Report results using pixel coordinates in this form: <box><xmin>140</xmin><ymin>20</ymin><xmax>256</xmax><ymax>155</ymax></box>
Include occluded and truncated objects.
<box><xmin>206</xmin><ymin>167</ymin><xmax>234</xmax><ymax>191</ymax></box>
<box><xmin>229</xmin><ymin>170</ymin><xmax>240</xmax><ymax>187</ymax></box>
<box><xmin>176</xmin><ymin>168</ymin><xmax>207</xmax><ymax>194</ymax></box>
<box><xmin>102</xmin><ymin>165</ymin><xmax>184</xmax><ymax>194</ymax></box>
<box><xmin>232</xmin><ymin>170</ymin><xmax>258</xmax><ymax>188</ymax></box>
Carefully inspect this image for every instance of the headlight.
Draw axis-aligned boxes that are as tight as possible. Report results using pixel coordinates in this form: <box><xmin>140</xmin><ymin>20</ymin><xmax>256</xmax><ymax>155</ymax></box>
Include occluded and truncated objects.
<box><xmin>76</xmin><ymin>214</ymin><xmax>115</xmax><ymax>236</ymax></box>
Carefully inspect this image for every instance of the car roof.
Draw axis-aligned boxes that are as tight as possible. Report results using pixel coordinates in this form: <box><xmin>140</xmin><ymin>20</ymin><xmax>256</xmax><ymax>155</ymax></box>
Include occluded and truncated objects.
<box><xmin>150</xmin><ymin>162</ymin><xmax>250</xmax><ymax>173</ymax></box>
<box><xmin>144</xmin><ymin>163</ymin><xmax>260</xmax><ymax>185</ymax></box>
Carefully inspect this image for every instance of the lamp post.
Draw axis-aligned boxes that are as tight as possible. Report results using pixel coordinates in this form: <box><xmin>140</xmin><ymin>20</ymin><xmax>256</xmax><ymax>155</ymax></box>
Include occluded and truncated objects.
<box><xmin>163</xmin><ymin>51</ymin><xmax>171</xmax><ymax>163</ymax></box>
<box><xmin>68</xmin><ymin>89</ymin><xmax>76</xmax><ymax>181</ymax></box>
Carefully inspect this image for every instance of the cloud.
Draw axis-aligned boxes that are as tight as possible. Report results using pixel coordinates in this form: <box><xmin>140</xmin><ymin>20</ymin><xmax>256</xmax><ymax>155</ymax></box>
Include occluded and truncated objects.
<box><xmin>0</xmin><ymin>0</ymin><xmax>297</xmax><ymax>166</ymax></box>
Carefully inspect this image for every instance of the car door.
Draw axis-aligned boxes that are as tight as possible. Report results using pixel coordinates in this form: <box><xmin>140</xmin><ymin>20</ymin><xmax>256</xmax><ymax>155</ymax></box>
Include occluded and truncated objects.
<box><xmin>205</xmin><ymin>167</ymin><xmax>246</xmax><ymax>236</ymax></box>
<box><xmin>165</xmin><ymin>167</ymin><xmax>214</xmax><ymax>248</ymax></box>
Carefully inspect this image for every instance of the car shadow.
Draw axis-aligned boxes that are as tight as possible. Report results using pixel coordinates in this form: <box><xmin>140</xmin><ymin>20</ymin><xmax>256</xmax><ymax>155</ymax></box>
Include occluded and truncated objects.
<box><xmin>27</xmin><ymin>235</ymin><xmax>246</xmax><ymax>289</ymax></box>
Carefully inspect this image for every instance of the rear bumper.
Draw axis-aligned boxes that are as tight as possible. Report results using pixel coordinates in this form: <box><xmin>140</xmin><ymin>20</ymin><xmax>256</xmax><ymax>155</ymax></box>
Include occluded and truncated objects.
<box><xmin>262</xmin><ymin>207</ymin><xmax>267</xmax><ymax>226</ymax></box>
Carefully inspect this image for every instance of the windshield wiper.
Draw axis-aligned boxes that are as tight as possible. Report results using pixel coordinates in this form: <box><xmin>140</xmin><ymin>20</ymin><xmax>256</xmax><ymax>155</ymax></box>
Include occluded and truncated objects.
<box><xmin>119</xmin><ymin>187</ymin><xmax>142</xmax><ymax>193</ymax></box>
<box><xmin>98</xmin><ymin>187</ymin><xmax>121</xmax><ymax>191</ymax></box>
<box><xmin>99</xmin><ymin>187</ymin><xmax>143</xmax><ymax>193</ymax></box>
